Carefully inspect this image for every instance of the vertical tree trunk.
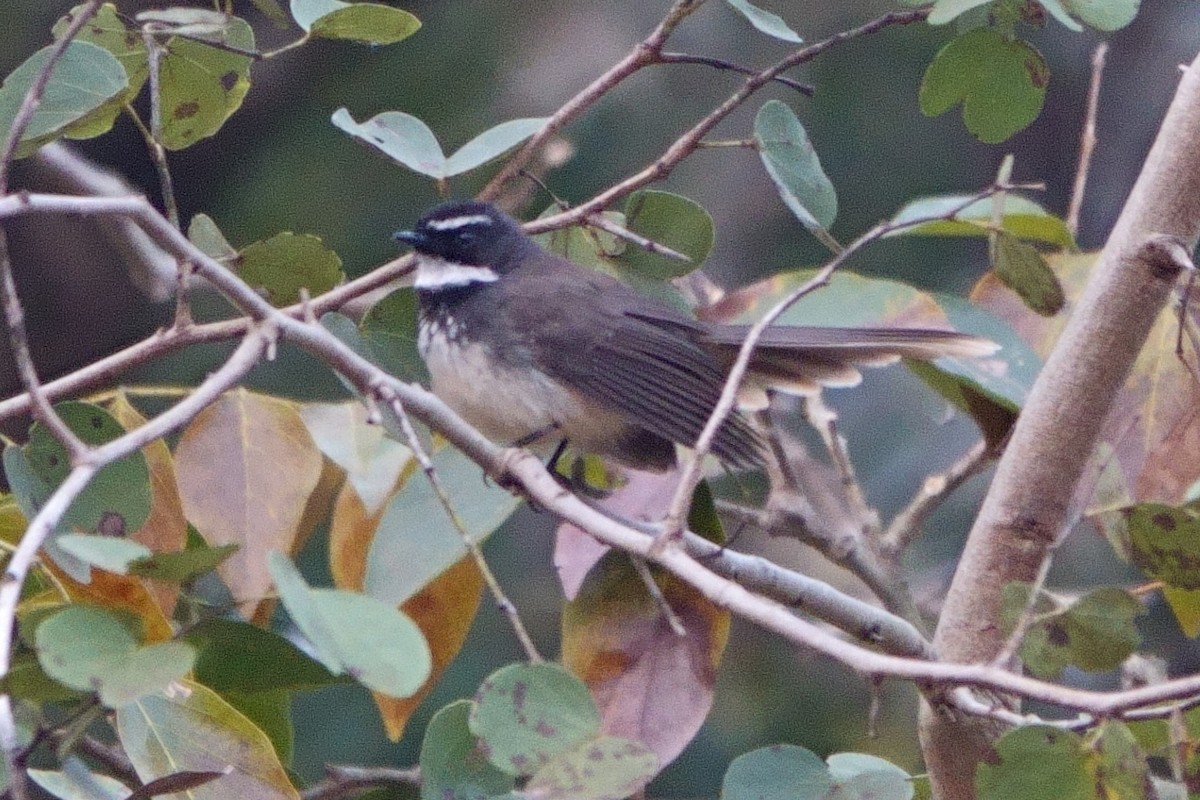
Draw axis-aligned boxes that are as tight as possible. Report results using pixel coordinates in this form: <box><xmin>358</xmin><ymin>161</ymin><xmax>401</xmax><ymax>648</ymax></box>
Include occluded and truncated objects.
<box><xmin>920</xmin><ymin>53</ymin><xmax>1200</xmax><ymax>799</ymax></box>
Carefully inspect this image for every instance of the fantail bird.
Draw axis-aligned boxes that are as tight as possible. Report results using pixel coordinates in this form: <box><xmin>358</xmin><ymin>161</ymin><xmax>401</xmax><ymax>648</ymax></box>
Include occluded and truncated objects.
<box><xmin>394</xmin><ymin>200</ymin><xmax>996</xmax><ymax>472</ymax></box>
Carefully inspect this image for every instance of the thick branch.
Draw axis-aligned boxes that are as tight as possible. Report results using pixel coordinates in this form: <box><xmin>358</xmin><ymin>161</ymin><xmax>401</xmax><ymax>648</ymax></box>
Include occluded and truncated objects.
<box><xmin>922</xmin><ymin>54</ymin><xmax>1200</xmax><ymax>800</ymax></box>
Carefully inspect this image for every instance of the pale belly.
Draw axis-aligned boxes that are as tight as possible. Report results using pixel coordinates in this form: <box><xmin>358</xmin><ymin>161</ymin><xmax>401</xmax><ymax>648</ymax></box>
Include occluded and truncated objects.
<box><xmin>420</xmin><ymin>329</ymin><xmax>631</xmax><ymax>454</ymax></box>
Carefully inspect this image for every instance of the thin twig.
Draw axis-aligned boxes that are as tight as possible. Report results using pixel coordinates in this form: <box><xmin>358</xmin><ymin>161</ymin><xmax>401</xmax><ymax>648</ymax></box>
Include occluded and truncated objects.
<box><xmin>478</xmin><ymin>0</ymin><xmax>705</xmax><ymax>202</ymax></box>
<box><xmin>804</xmin><ymin>393</ymin><xmax>878</xmax><ymax>535</ymax></box>
<box><xmin>989</xmin><ymin>555</ymin><xmax>1057</xmax><ymax>670</ymax></box>
<box><xmin>301</xmin><ymin>765</ymin><xmax>421</xmax><ymax>800</ymax></box>
<box><xmin>525</xmin><ymin>9</ymin><xmax>930</xmax><ymax>234</ymax></box>
<box><xmin>657</xmin><ymin>52</ymin><xmax>814</xmax><ymax>95</ymax></box>
<box><xmin>1066</xmin><ymin>42</ymin><xmax>1108</xmax><ymax>239</ymax></box>
<box><xmin>136</xmin><ymin>30</ymin><xmax>179</xmax><ymax>230</ymax></box>
<box><xmin>584</xmin><ymin>212</ymin><xmax>692</xmax><ymax>263</ymax></box>
<box><xmin>384</xmin><ymin>397</ymin><xmax>543</xmax><ymax>663</ymax></box>
<box><xmin>881</xmin><ymin>439</ymin><xmax>994</xmax><ymax>556</ymax></box>
<box><xmin>629</xmin><ymin>556</ymin><xmax>686</xmax><ymax>636</ymax></box>
<box><xmin>655</xmin><ymin>184</ymin><xmax>1010</xmax><ymax>549</ymax></box>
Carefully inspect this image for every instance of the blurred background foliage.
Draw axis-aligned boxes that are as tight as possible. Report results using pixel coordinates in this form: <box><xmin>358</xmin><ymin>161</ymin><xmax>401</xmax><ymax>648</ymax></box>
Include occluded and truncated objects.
<box><xmin>3</xmin><ymin>1</ymin><xmax>1199</xmax><ymax>796</ymax></box>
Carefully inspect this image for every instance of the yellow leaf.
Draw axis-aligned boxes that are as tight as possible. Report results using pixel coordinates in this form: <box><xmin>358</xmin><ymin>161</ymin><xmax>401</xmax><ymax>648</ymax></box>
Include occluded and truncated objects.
<box><xmin>174</xmin><ymin>390</ymin><xmax>324</xmax><ymax>621</ymax></box>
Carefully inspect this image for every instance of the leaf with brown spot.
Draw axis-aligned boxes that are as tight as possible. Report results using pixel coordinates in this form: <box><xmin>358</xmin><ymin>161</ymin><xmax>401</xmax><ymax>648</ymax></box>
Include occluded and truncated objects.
<box><xmin>174</xmin><ymin>390</ymin><xmax>324</xmax><ymax>622</ymax></box>
<box><xmin>560</xmin><ymin>470</ymin><xmax>729</xmax><ymax>770</ymax></box>
<box><xmin>975</xmin><ymin>252</ymin><xmax>1200</xmax><ymax>512</ymax></box>
<box><xmin>158</xmin><ymin>16</ymin><xmax>254</xmax><ymax>149</ymax></box>
<box><xmin>330</xmin><ymin>479</ymin><xmax>481</xmax><ymax>741</ymax></box>
<box><xmin>107</xmin><ymin>393</ymin><xmax>187</xmax><ymax>620</ymax></box>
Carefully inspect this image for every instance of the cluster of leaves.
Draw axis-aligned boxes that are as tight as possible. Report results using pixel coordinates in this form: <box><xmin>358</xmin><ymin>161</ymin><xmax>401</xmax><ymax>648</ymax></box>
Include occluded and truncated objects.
<box><xmin>911</xmin><ymin>0</ymin><xmax>1139</xmax><ymax>142</ymax></box>
<box><xmin>6</xmin><ymin>0</ymin><xmax>1199</xmax><ymax>799</ymax></box>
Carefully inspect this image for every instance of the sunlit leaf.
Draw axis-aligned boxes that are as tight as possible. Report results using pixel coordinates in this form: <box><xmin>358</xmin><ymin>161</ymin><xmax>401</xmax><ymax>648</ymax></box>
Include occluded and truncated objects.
<box><xmin>754</xmin><ymin>100</ymin><xmax>837</xmax><ymax>231</ymax></box>
<box><xmin>30</xmin><ymin>756</ymin><xmax>131</xmax><ymax>800</ymax></box>
<box><xmin>237</xmin><ymin>232</ymin><xmax>344</xmax><ymax>306</ymax></box>
<box><xmin>919</xmin><ymin>28</ymin><xmax>1048</xmax><ymax>143</ymax></box>
<box><xmin>887</xmin><ymin>194</ymin><xmax>1075</xmax><ymax>248</ymax></box>
<box><xmin>469</xmin><ymin>663</ymin><xmax>601</xmax><ymax>776</ymax></box>
<box><xmin>725</xmin><ymin>0</ymin><xmax>802</xmax><ymax>42</ymax></box>
<box><xmin>268</xmin><ymin>552</ymin><xmax>432</xmax><ymax>697</ymax></box>
<box><xmin>0</xmin><ymin>41</ymin><xmax>128</xmax><ymax>157</ymax></box>
<box><xmin>116</xmin><ymin>679</ymin><xmax>299</xmax><ymax>800</ymax></box>
<box><xmin>174</xmin><ymin>390</ymin><xmax>325</xmax><ymax>621</ymax></box>
<box><xmin>1061</xmin><ymin>0</ymin><xmax>1140</xmax><ymax>30</ymax></box>
<box><xmin>926</xmin><ymin>0</ymin><xmax>994</xmax><ymax>25</ymax></box>
<box><xmin>158</xmin><ymin>17</ymin><xmax>254</xmax><ymax>150</ymax></box>
<box><xmin>299</xmin><ymin>1</ymin><xmax>421</xmax><ymax>44</ymax></box>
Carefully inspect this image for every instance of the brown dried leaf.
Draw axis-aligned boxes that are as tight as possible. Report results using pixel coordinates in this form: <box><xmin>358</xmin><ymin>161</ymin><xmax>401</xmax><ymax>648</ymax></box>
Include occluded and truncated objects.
<box><xmin>106</xmin><ymin>393</ymin><xmax>187</xmax><ymax>619</ymax></box>
<box><xmin>174</xmin><ymin>390</ymin><xmax>324</xmax><ymax>621</ymax></box>
<box><xmin>974</xmin><ymin>252</ymin><xmax>1200</xmax><ymax>508</ymax></box>
<box><xmin>329</xmin><ymin>480</ymin><xmax>481</xmax><ymax>740</ymax></box>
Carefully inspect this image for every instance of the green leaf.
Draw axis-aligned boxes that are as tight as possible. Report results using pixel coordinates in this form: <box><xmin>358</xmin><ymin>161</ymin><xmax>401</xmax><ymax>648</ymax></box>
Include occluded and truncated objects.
<box><xmin>926</xmin><ymin>0</ymin><xmax>995</xmax><ymax>25</ymax></box>
<box><xmin>722</xmin><ymin>745</ymin><xmax>833</xmax><ymax>799</ymax></box>
<box><xmin>420</xmin><ymin>700</ymin><xmax>516</xmax><ymax>800</ymax></box>
<box><xmin>188</xmin><ymin>213</ymin><xmax>238</xmax><ymax>263</ymax></box>
<box><xmin>236</xmin><ymin>232</ymin><xmax>344</xmax><ymax>306</ymax></box>
<box><xmin>363</xmin><ymin>441</ymin><xmax>521</xmax><ymax>606</ymax></box>
<box><xmin>887</xmin><ymin>194</ymin><xmax>1075</xmax><ymax>248</ymax></box>
<box><xmin>919</xmin><ymin>28</ymin><xmax>1049</xmax><ymax>144</ymax></box>
<box><xmin>331</xmin><ymin>109</ymin><xmax>547</xmax><ymax>179</ymax></box>
<box><xmin>0</xmin><ymin>41</ymin><xmax>128</xmax><ymax>158</ymax></box>
<box><xmin>332</xmin><ymin>108</ymin><xmax>444</xmax><ymax>177</ymax></box>
<box><xmin>526</xmin><ymin>736</ymin><xmax>659</xmax><ymax>800</ymax></box>
<box><xmin>3</xmin><ymin>444</ymin><xmax>91</xmax><ymax>582</ymax></box>
<box><xmin>250</xmin><ymin>0</ymin><xmax>291</xmax><ymax>27</ymax></box>
<box><xmin>724</xmin><ymin>0</ymin><xmax>802</xmax><ymax>42</ymax></box>
<box><xmin>360</xmin><ymin>289</ymin><xmax>428</xmax><ymax>382</ymax></box>
<box><xmin>300</xmin><ymin>401</ymin><xmax>414</xmax><ymax>514</ymax></box>
<box><xmin>1038</xmin><ymin>0</ymin><xmax>1087</xmax><ymax>30</ymax></box>
<box><xmin>116</xmin><ymin>679</ymin><xmax>298</xmax><ymax>800</ymax></box>
<box><xmin>220</xmin><ymin>688</ymin><xmax>295</xmax><ymax>768</ymax></box>
<box><xmin>26</xmin><ymin>401</ymin><xmax>153</xmax><ymax>536</ymax></box>
<box><xmin>52</xmin><ymin>3</ymin><xmax>148</xmax><ymax>139</ymax></box>
<box><xmin>35</xmin><ymin>605</ymin><xmax>195</xmax><ymax>707</ymax></box>
<box><xmin>1018</xmin><ymin>587</ymin><xmax>1142</xmax><ymax>678</ymax></box>
<box><xmin>753</xmin><ymin>100</ymin><xmax>837</xmax><ymax>232</ymax></box>
<box><xmin>992</xmin><ymin>232</ymin><xmax>1064</xmax><ymax>316</ymax></box>
<box><xmin>30</xmin><ymin>756</ymin><xmax>131</xmax><ymax>800</ymax></box>
<box><xmin>976</xmin><ymin>726</ymin><xmax>1092</xmax><ymax>800</ymax></box>
<box><xmin>158</xmin><ymin>17</ymin><xmax>254</xmax><ymax>150</ymax></box>
<box><xmin>302</xmin><ymin>2</ymin><xmax>421</xmax><ymax>45</ymax></box>
<box><xmin>268</xmin><ymin>552</ymin><xmax>432</xmax><ymax>697</ymax></box>
<box><xmin>616</xmin><ymin>190</ymin><xmax>713</xmax><ymax>280</ymax></box>
<box><xmin>442</xmin><ymin>117</ymin><xmax>549</xmax><ymax>176</ymax></box>
<box><xmin>1161</xmin><ymin>585</ymin><xmax>1200</xmax><ymax>638</ymax></box>
<box><xmin>469</xmin><ymin>663</ymin><xmax>601</xmax><ymax>776</ymax></box>
<box><xmin>186</xmin><ymin>617</ymin><xmax>343</xmax><ymax>693</ymax></box>
<box><xmin>1086</xmin><ymin>722</ymin><xmax>1149</xmax><ymax>800</ymax></box>
<box><xmin>127</xmin><ymin>542</ymin><xmax>239</xmax><ymax>583</ymax></box>
<box><xmin>1061</xmin><ymin>0</ymin><xmax>1140</xmax><ymax>30</ymax></box>
<box><xmin>56</xmin><ymin>534</ymin><xmax>152</xmax><ymax>575</ymax></box>
<box><xmin>1126</xmin><ymin>503</ymin><xmax>1200</xmax><ymax>589</ymax></box>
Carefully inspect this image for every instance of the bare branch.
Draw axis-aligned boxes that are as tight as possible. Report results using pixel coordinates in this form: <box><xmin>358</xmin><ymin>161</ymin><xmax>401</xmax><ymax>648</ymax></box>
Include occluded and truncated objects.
<box><xmin>1066</xmin><ymin>42</ymin><xmax>1109</xmax><ymax>239</ymax></box>
<box><xmin>301</xmin><ymin>765</ymin><xmax>421</xmax><ymax>800</ymax></box>
<box><xmin>657</xmin><ymin>52</ymin><xmax>814</xmax><ymax>95</ymax></box>
<box><xmin>881</xmin><ymin>439</ymin><xmax>994</xmax><ymax>556</ymax></box>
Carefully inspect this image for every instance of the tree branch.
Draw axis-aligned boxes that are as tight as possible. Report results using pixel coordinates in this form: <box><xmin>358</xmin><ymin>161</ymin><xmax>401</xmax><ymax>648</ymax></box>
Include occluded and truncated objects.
<box><xmin>922</xmin><ymin>53</ymin><xmax>1200</xmax><ymax>800</ymax></box>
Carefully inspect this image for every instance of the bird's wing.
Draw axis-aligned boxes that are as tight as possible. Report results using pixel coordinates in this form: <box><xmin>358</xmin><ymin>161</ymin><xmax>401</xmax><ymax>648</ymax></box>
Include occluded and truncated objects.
<box><xmin>514</xmin><ymin>266</ymin><xmax>763</xmax><ymax>467</ymax></box>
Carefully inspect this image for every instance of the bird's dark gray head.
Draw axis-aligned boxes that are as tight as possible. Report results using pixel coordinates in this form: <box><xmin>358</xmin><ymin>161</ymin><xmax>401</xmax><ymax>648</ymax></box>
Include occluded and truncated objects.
<box><xmin>394</xmin><ymin>200</ymin><xmax>531</xmax><ymax>272</ymax></box>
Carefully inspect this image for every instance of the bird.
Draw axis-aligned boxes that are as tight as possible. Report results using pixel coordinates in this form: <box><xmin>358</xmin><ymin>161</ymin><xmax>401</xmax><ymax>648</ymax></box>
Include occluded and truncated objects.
<box><xmin>393</xmin><ymin>200</ymin><xmax>996</xmax><ymax>472</ymax></box>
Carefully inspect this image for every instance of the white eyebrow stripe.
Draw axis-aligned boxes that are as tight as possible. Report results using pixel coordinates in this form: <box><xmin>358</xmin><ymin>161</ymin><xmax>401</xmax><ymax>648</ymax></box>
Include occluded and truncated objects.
<box><xmin>425</xmin><ymin>214</ymin><xmax>494</xmax><ymax>231</ymax></box>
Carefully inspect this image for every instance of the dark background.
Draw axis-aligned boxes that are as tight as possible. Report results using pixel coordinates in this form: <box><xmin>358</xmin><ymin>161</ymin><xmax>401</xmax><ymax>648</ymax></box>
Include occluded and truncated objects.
<box><xmin>3</xmin><ymin>2</ymin><xmax>1199</xmax><ymax>796</ymax></box>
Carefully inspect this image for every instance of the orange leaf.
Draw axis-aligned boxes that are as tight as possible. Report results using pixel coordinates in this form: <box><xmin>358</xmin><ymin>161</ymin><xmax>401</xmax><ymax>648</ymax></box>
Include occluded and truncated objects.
<box><xmin>107</xmin><ymin>393</ymin><xmax>188</xmax><ymax>619</ymax></box>
<box><xmin>329</xmin><ymin>480</ymin><xmax>482</xmax><ymax>741</ymax></box>
<box><xmin>46</xmin><ymin>562</ymin><xmax>174</xmax><ymax>643</ymax></box>
<box><xmin>174</xmin><ymin>390</ymin><xmax>324</xmax><ymax>621</ymax></box>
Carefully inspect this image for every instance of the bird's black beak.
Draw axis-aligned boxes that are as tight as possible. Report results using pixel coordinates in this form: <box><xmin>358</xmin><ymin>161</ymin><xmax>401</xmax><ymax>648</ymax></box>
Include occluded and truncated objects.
<box><xmin>393</xmin><ymin>229</ymin><xmax>427</xmax><ymax>249</ymax></box>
